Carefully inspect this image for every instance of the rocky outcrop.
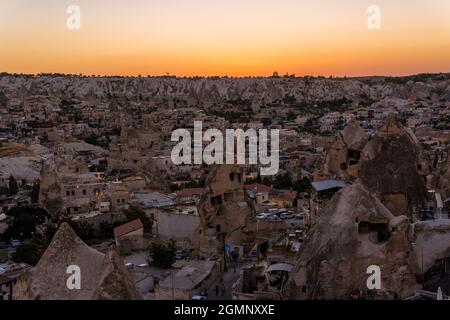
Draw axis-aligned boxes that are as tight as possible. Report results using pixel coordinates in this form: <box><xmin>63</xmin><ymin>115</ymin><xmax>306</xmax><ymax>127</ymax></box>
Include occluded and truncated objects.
<box><xmin>359</xmin><ymin>114</ymin><xmax>428</xmax><ymax>216</ymax></box>
<box><xmin>411</xmin><ymin>220</ymin><xmax>450</xmax><ymax>275</ymax></box>
<box><xmin>38</xmin><ymin>158</ymin><xmax>65</xmax><ymax>219</ymax></box>
<box><xmin>1</xmin><ymin>74</ymin><xmax>448</xmax><ymax>107</ymax></box>
<box><xmin>197</xmin><ymin>165</ymin><xmax>256</xmax><ymax>253</ymax></box>
<box><xmin>13</xmin><ymin>223</ymin><xmax>142</xmax><ymax>300</ymax></box>
<box><xmin>324</xmin><ymin>120</ymin><xmax>367</xmax><ymax>180</ymax></box>
<box><xmin>93</xmin><ymin>250</ymin><xmax>142</xmax><ymax>300</ymax></box>
<box><xmin>291</xmin><ymin>180</ymin><xmax>418</xmax><ymax>300</ymax></box>
<box><xmin>341</xmin><ymin>120</ymin><xmax>367</xmax><ymax>151</ymax></box>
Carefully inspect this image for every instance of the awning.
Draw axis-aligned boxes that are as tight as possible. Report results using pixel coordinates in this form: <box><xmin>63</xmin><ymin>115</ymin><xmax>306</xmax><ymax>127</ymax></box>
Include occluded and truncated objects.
<box><xmin>311</xmin><ymin>180</ymin><xmax>347</xmax><ymax>192</ymax></box>
<box><xmin>267</xmin><ymin>263</ymin><xmax>294</xmax><ymax>273</ymax></box>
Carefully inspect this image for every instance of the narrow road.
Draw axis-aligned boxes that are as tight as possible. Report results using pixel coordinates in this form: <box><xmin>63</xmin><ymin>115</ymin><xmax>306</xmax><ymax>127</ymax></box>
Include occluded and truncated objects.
<box><xmin>209</xmin><ymin>262</ymin><xmax>242</xmax><ymax>300</ymax></box>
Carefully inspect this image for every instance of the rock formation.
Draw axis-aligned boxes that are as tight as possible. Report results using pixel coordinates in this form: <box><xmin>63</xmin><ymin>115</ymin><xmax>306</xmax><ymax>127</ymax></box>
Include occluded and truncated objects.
<box><xmin>2</xmin><ymin>74</ymin><xmax>447</xmax><ymax>107</ymax></box>
<box><xmin>291</xmin><ymin>113</ymin><xmax>450</xmax><ymax>300</ymax></box>
<box><xmin>38</xmin><ymin>158</ymin><xmax>65</xmax><ymax>219</ymax></box>
<box><xmin>359</xmin><ymin>113</ymin><xmax>428</xmax><ymax>216</ymax></box>
<box><xmin>13</xmin><ymin>223</ymin><xmax>142</xmax><ymax>300</ymax></box>
<box><xmin>324</xmin><ymin>120</ymin><xmax>367</xmax><ymax>180</ymax></box>
<box><xmin>197</xmin><ymin>165</ymin><xmax>256</xmax><ymax>254</ymax></box>
<box><xmin>291</xmin><ymin>180</ymin><xmax>418</xmax><ymax>299</ymax></box>
<box><xmin>411</xmin><ymin>220</ymin><xmax>450</xmax><ymax>276</ymax></box>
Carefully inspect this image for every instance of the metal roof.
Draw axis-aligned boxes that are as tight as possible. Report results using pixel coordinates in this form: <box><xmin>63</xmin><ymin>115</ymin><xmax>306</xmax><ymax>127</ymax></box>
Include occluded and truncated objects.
<box><xmin>267</xmin><ymin>263</ymin><xmax>294</xmax><ymax>273</ymax></box>
<box><xmin>311</xmin><ymin>180</ymin><xmax>347</xmax><ymax>192</ymax></box>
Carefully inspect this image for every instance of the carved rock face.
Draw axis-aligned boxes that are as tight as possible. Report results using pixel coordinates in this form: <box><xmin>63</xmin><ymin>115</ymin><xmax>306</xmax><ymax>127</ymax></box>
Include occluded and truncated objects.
<box><xmin>359</xmin><ymin>114</ymin><xmax>428</xmax><ymax>216</ymax></box>
<box><xmin>38</xmin><ymin>159</ymin><xmax>64</xmax><ymax>219</ymax></box>
<box><xmin>197</xmin><ymin>165</ymin><xmax>256</xmax><ymax>252</ymax></box>
<box><xmin>292</xmin><ymin>180</ymin><xmax>418</xmax><ymax>300</ymax></box>
<box><xmin>341</xmin><ymin>120</ymin><xmax>368</xmax><ymax>152</ymax></box>
<box><xmin>323</xmin><ymin>120</ymin><xmax>367</xmax><ymax>180</ymax></box>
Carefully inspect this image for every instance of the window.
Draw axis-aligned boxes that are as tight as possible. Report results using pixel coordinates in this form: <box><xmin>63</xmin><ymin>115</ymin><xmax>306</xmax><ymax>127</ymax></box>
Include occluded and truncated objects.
<box><xmin>358</xmin><ymin>221</ymin><xmax>390</xmax><ymax>243</ymax></box>
<box><xmin>82</xmin><ymin>189</ymin><xmax>86</xmax><ymax>195</ymax></box>
<box><xmin>66</xmin><ymin>190</ymin><xmax>70</xmax><ymax>196</ymax></box>
<box><xmin>216</xmin><ymin>224</ymin><xmax>221</xmax><ymax>232</ymax></box>
<box><xmin>71</xmin><ymin>190</ymin><xmax>75</xmax><ymax>196</ymax></box>
<box><xmin>210</xmin><ymin>195</ymin><xmax>222</xmax><ymax>206</ymax></box>
<box><xmin>348</xmin><ymin>150</ymin><xmax>361</xmax><ymax>165</ymax></box>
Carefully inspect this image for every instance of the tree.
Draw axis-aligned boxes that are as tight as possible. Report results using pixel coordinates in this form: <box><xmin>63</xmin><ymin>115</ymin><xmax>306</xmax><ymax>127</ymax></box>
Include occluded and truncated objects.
<box><xmin>272</xmin><ymin>173</ymin><xmax>293</xmax><ymax>189</ymax></box>
<box><xmin>8</xmin><ymin>175</ymin><xmax>18</xmax><ymax>195</ymax></box>
<box><xmin>30</xmin><ymin>181</ymin><xmax>40</xmax><ymax>203</ymax></box>
<box><xmin>293</xmin><ymin>178</ymin><xmax>313</xmax><ymax>194</ymax></box>
<box><xmin>71</xmin><ymin>221</ymin><xmax>95</xmax><ymax>242</ymax></box>
<box><xmin>149</xmin><ymin>241</ymin><xmax>176</xmax><ymax>269</ymax></box>
<box><xmin>59</xmin><ymin>218</ymin><xmax>95</xmax><ymax>243</ymax></box>
<box><xmin>3</xmin><ymin>206</ymin><xmax>49</xmax><ymax>240</ymax></box>
<box><xmin>97</xmin><ymin>221</ymin><xmax>114</xmax><ymax>239</ymax></box>
<box><xmin>11</xmin><ymin>242</ymin><xmax>43</xmax><ymax>266</ymax></box>
<box><xmin>123</xmin><ymin>205</ymin><xmax>153</xmax><ymax>233</ymax></box>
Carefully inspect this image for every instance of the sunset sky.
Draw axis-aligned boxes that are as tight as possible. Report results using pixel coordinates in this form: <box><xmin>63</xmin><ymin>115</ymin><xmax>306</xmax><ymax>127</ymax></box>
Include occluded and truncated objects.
<box><xmin>0</xmin><ymin>0</ymin><xmax>449</xmax><ymax>77</ymax></box>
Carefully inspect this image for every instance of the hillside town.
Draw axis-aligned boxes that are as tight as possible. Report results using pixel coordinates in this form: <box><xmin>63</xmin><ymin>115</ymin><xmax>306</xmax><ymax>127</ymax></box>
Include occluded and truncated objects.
<box><xmin>0</xmin><ymin>72</ymin><xmax>450</xmax><ymax>300</ymax></box>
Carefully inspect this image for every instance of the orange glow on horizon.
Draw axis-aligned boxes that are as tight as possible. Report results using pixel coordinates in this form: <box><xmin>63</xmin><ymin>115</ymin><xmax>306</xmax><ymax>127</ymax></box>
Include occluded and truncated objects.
<box><xmin>0</xmin><ymin>0</ymin><xmax>449</xmax><ymax>77</ymax></box>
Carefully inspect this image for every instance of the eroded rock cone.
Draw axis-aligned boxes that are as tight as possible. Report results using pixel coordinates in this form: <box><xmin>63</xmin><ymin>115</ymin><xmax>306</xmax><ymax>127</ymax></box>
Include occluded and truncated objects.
<box><xmin>197</xmin><ymin>165</ymin><xmax>256</xmax><ymax>253</ymax></box>
<box><xmin>291</xmin><ymin>180</ymin><xmax>418</xmax><ymax>300</ymax></box>
<box><xmin>359</xmin><ymin>113</ymin><xmax>428</xmax><ymax>216</ymax></box>
<box><xmin>38</xmin><ymin>159</ymin><xmax>65</xmax><ymax>219</ymax></box>
<box><xmin>13</xmin><ymin>222</ymin><xmax>142</xmax><ymax>300</ymax></box>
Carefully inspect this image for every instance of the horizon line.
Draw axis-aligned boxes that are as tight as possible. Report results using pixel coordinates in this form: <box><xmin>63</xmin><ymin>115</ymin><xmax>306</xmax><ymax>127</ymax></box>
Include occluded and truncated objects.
<box><xmin>1</xmin><ymin>70</ymin><xmax>449</xmax><ymax>80</ymax></box>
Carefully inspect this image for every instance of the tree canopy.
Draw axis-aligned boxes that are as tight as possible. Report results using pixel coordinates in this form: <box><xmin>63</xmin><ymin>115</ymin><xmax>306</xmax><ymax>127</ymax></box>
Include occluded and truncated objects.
<box><xmin>149</xmin><ymin>241</ymin><xmax>176</xmax><ymax>269</ymax></box>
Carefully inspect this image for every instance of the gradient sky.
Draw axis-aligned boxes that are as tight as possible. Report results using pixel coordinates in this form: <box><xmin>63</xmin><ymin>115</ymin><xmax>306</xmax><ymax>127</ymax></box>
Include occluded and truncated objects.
<box><xmin>0</xmin><ymin>0</ymin><xmax>449</xmax><ymax>77</ymax></box>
